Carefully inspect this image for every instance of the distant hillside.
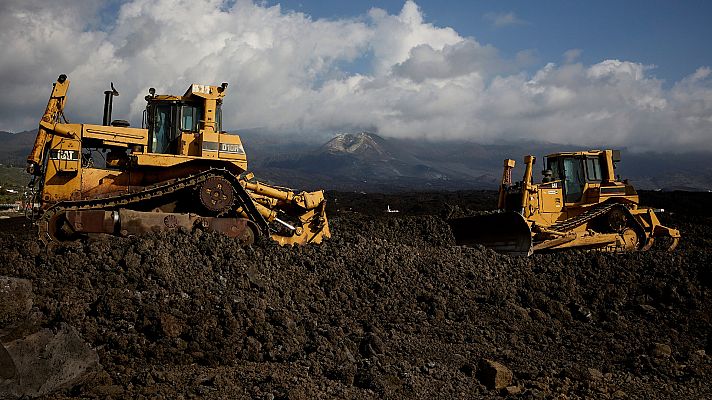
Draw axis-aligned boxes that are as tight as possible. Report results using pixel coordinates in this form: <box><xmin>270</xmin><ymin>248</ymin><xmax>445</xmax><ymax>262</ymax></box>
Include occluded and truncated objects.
<box><xmin>0</xmin><ymin>165</ymin><xmax>29</xmax><ymax>203</ymax></box>
<box><xmin>615</xmin><ymin>152</ymin><xmax>712</xmax><ymax>191</ymax></box>
<box><xmin>0</xmin><ymin>130</ymin><xmax>36</xmax><ymax>166</ymax></box>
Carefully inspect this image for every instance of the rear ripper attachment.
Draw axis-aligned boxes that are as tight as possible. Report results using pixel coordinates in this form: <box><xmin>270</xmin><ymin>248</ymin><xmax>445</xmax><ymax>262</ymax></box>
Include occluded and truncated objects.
<box><xmin>449</xmin><ymin>151</ymin><xmax>680</xmax><ymax>256</ymax></box>
<box><xmin>26</xmin><ymin>74</ymin><xmax>330</xmax><ymax>246</ymax></box>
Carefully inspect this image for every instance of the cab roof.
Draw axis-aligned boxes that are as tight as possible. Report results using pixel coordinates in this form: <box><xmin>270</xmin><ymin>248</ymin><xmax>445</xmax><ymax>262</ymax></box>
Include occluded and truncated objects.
<box><xmin>547</xmin><ymin>150</ymin><xmax>605</xmax><ymax>157</ymax></box>
<box><xmin>546</xmin><ymin>149</ymin><xmax>621</xmax><ymax>162</ymax></box>
<box><xmin>147</xmin><ymin>83</ymin><xmax>228</xmax><ymax>102</ymax></box>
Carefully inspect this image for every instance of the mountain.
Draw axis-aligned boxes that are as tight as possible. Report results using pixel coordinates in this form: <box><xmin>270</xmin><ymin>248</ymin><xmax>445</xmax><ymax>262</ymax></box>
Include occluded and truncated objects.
<box><xmin>0</xmin><ymin>130</ymin><xmax>36</xmax><ymax>166</ymax></box>
<box><xmin>255</xmin><ymin>132</ymin><xmax>492</xmax><ymax>191</ymax></box>
<box><xmin>321</xmin><ymin>132</ymin><xmax>392</xmax><ymax>159</ymax></box>
<box><xmin>615</xmin><ymin>152</ymin><xmax>712</xmax><ymax>191</ymax></box>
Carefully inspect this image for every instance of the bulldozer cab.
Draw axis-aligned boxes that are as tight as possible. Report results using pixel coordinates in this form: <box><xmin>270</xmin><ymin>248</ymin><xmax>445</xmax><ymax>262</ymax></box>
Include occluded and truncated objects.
<box><xmin>145</xmin><ymin>99</ymin><xmax>222</xmax><ymax>155</ymax></box>
<box><xmin>132</xmin><ymin>83</ymin><xmax>247</xmax><ymax>171</ymax></box>
<box><xmin>546</xmin><ymin>153</ymin><xmax>604</xmax><ymax>203</ymax></box>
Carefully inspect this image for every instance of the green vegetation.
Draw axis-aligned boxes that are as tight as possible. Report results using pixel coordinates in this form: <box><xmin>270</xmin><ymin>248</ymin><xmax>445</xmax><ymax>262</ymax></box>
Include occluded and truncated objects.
<box><xmin>0</xmin><ymin>164</ymin><xmax>30</xmax><ymax>204</ymax></box>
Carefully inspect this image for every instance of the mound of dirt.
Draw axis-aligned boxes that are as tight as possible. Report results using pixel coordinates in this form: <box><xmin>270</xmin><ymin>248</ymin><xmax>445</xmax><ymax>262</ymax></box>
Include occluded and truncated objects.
<box><xmin>0</xmin><ymin>190</ymin><xmax>710</xmax><ymax>399</ymax></box>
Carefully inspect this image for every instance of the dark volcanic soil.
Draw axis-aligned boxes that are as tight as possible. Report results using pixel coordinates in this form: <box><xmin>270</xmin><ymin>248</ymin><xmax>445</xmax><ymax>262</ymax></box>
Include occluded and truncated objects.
<box><xmin>0</xmin><ymin>190</ymin><xmax>710</xmax><ymax>399</ymax></box>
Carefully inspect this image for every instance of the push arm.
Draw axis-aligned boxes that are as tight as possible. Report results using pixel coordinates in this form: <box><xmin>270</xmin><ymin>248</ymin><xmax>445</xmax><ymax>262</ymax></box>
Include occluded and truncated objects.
<box><xmin>27</xmin><ymin>74</ymin><xmax>70</xmax><ymax>175</ymax></box>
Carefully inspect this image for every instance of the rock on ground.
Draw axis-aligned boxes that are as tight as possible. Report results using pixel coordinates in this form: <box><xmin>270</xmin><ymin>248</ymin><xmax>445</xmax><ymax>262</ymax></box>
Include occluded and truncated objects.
<box><xmin>476</xmin><ymin>359</ymin><xmax>513</xmax><ymax>390</ymax></box>
<box><xmin>0</xmin><ymin>276</ymin><xmax>32</xmax><ymax>326</ymax></box>
<box><xmin>0</xmin><ymin>323</ymin><xmax>99</xmax><ymax>399</ymax></box>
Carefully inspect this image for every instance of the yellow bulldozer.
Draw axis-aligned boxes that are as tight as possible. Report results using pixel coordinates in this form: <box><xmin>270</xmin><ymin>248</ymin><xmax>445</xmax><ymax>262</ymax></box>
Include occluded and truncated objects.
<box><xmin>26</xmin><ymin>74</ymin><xmax>330</xmax><ymax>245</ymax></box>
<box><xmin>449</xmin><ymin>150</ymin><xmax>680</xmax><ymax>256</ymax></box>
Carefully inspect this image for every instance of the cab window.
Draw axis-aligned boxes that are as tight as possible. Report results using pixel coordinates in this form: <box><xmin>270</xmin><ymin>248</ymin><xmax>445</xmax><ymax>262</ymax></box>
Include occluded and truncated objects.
<box><xmin>147</xmin><ymin>102</ymin><xmax>180</xmax><ymax>154</ymax></box>
<box><xmin>152</xmin><ymin>104</ymin><xmax>173</xmax><ymax>154</ymax></box>
<box><xmin>547</xmin><ymin>158</ymin><xmax>563</xmax><ymax>181</ymax></box>
<box><xmin>562</xmin><ymin>157</ymin><xmax>586</xmax><ymax>203</ymax></box>
<box><xmin>215</xmin><ymin>103</ymin><xmax>223</xmax><ymax>132</ymax></box>
<box><xmin>181</xmin><ymin>104</ymin><xmax>202</xmax><ymax>132</ymax></box>
<box><xmin>585</xmin><ymin>157</ymin><xmax>602</xmax><ymax>181</ymax></box>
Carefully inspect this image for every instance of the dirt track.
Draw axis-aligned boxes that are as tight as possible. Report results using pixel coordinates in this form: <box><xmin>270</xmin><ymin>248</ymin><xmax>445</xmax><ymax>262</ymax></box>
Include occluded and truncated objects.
<box><xmin>0</xmin><ymin>190</ymin><xmax>710</xmax><ymax>399</ymax></box>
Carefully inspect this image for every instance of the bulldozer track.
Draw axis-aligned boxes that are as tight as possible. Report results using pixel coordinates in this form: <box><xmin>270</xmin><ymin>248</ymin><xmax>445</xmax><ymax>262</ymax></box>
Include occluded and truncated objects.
<box><xmin>36</xmin><ymin>168</ymin><xmax>269</xmax><ymax>244</ymax></box>
<box><xmin>549</xmin><ymin>202</ymin><xmax>617</xmax><ymax>232</ymax></box>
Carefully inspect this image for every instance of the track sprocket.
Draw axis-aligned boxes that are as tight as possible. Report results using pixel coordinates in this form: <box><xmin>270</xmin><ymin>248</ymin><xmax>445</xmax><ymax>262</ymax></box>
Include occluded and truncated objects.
<box><xmin>198</xmin><ymin>176</ymin><xmax>235</xmax><ymax>215</ymax></box>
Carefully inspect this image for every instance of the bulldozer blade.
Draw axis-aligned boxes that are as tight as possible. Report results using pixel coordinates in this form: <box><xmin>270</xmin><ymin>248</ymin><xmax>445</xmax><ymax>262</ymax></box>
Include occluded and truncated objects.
<box><xmin>448</xmin><ymin>212</ymin><xmax>533</xmax><ymax>256</ymax></box>
<box><xmin>667</xmin><ymin>237</ymin><xmax>679</xmax><ymax>251</ymax></box>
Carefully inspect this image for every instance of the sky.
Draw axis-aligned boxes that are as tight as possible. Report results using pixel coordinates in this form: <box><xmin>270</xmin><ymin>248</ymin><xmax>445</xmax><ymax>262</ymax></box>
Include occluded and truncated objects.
<box><xmin>1</xmin><ymin>0</ymin><xmax>711</xmax><ymax>152</ymax></box>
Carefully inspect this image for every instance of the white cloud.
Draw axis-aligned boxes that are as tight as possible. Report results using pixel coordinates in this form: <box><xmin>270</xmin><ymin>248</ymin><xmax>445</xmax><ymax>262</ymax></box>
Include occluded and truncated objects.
<box><xmin>563</xmin><ymin>49</ymin><xmax>582</xmax><ymax>64</ymax></box>
<box><xmin>686</xmin><ymin>66</ymin><xmax>711</xmax><ymax>82</ymax></box>
<box><xmin>484</xmin><ymin>12</ymin><xmax>526</xmax><ymax>28</ymax></box>
<box><xmin>0</xmin><ymin>0</ymin><xmax>711</xmax><ymax>153</ymax></box>
<box><xmin>368</xmin><ymin>1</ymin><xmax>461</xmax><ymax>75</ymax></box>
<box><xmin>391</xmin><ymin>39</ymin><xmax>505</xmax><ymax>83</ymax></box>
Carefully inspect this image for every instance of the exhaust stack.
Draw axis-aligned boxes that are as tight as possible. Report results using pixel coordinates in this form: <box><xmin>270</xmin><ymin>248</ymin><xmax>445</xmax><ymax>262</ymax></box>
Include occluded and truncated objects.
<box><xmin>102</xmin><ymin>83</ymin><xmax>119</xmax><ymax>126</ymax></box>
